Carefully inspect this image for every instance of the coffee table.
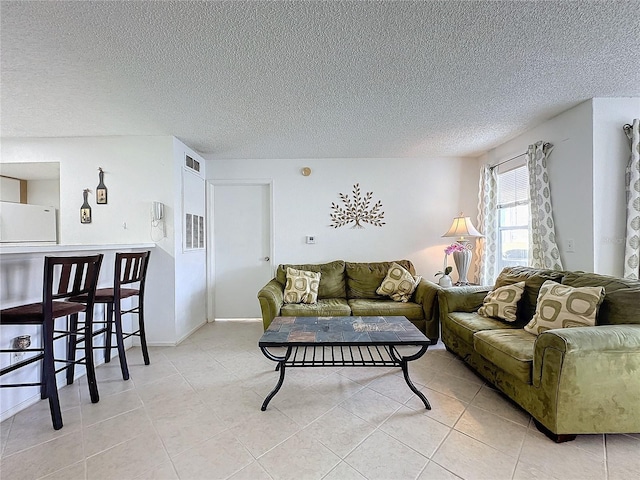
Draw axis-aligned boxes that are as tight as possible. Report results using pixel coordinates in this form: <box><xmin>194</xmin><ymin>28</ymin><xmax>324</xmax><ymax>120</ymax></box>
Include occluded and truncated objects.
<box><xmin>258</xmin><ymin>315</ymin><xmax>431</xmax><ymax>411</ymax></box>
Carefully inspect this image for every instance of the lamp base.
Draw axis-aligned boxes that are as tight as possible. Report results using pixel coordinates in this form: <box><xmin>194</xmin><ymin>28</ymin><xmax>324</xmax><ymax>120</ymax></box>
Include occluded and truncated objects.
<box><xmin>452</xmin><ymin>242</ymin><xmax>472</xmax><ymax>285</ymax></box>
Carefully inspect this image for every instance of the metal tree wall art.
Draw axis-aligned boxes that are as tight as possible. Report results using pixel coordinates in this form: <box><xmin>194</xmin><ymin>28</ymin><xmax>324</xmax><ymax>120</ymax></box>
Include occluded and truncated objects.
<box><xmin>330</xmin><ymin>183</ymin><xmax>385</xmax><ymax>229</ymax></box>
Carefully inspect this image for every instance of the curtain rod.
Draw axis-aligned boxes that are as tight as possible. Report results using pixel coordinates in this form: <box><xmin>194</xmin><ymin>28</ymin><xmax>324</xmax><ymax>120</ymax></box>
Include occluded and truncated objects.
<box><xmin>490</xmin><ymin>152</ymin><xmax>525</xmax><ymax>170</ymax></box>
<box><xmin>489</xmin><ymin>142</ymin><xmax>552</xmax><ymax>170</ymax></box>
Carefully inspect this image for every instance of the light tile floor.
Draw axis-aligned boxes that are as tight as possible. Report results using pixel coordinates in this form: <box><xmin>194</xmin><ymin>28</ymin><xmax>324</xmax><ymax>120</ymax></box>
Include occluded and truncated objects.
<box><xmin>1</xmin><ymin>319</ymin><xmax>639</xmax><ymax>480</ymax></box>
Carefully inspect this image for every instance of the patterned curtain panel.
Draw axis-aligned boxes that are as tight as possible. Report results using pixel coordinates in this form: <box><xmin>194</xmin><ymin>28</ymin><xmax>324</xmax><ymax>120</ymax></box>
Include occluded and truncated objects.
<box><xmin>474</xmin><ymin>164</ymin><xmax>498</xmax><ymax>285</ymax></box>
<box><xmin>624</xmin><ymin>119</ymin><xmax>640</xmax><ymax>280</ymax></box>
<box><xmin>526</xmin><ymin>141</ymin><xmax>563</xmax><ymax>270</ymax></box>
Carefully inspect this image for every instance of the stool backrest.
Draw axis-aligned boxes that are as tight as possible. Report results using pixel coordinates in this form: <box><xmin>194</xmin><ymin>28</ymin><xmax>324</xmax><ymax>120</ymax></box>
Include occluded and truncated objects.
<box><xmin>114</xmin><ymin>251</ymin><xmax>150</xmax><ymax>292</ymax></box>
<box><xmin>43</xmin><ymin>254</ymin><xmax>104</xmax><ymax>314</ymax></box>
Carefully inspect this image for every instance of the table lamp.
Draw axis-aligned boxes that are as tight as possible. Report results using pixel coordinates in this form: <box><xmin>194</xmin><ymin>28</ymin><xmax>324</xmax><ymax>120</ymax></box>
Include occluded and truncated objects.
<box><xmin>442</xmin><ymin>213</ymin><xmax>483</xmax><ymax>285</ymax></box>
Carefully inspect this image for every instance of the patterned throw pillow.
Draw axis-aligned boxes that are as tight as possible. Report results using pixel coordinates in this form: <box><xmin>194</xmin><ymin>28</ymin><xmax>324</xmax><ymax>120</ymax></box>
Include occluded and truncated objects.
<box><xmin>376</xmin><ymin>262</ymin><xmax>422</xmax><ymax>302</ymax></box>
<box><xmin>524</xmin><ymin>280</ymin><xmax>605</xmax><ymax>336</ymax></box>
<box><xmin>284</xmin><ymin>267</ymin><xmax>321</xmax><ymax>304</ymax></box>
<box><xmin>478</xmin><ymin>281</ymin><xmax>525</xmax><ymax>322</ymax></box>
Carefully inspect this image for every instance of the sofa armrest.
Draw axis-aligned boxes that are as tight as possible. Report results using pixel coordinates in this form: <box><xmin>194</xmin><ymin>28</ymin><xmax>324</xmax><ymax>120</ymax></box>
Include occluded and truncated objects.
<box><xmin>413</xmin><ymin>279</ymin><xmax>441</xmax><ymax>341</ymax></box>
<box><xmin>257</xmin><ymin>279</ymin><xmax>284</xmax><ymax>330</ymax></box>
<box><xmin>531</xmin><ymin>325</ymin><xmax>640</xmax><ymax>433</ymax></box>
<box><xmin>414</xmin><ymin>279</ymin><xmax>440</xmax><ymax>315</ymax></box>
<box><xmin>437</xmin><ymin>285</ymin><xmax>491</xmax><ymax>325</ymax></box>
<box><xmin>533</xmin><ymin>324</ymin><xmax>640</xmax><ymax>383</ymax></box>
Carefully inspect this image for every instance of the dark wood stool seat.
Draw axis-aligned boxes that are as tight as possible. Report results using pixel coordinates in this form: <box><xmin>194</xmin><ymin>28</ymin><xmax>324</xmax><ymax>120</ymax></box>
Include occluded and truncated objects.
<box><xmin>69</xmin><ymin>251</ymin><xmax>151</xmax><ymax>381</ymax></box>
<box><xmin>70</xmin><ymin>288</ymin><xmax>138</xmax><ymax>304</ymax></box>
<box><xmin>0</xmin><ymin>254</ymin><xmax>103</xmax><ymax>430</ymax></box>
<box><xmin>95</xmin><ymin>288</ymin><xmax>139</xmax><ymax>301</ymax></box>
<box><xmin>1</xmin><ymin>302</ymin><xmax>86</xmax><ymax>323</ymax></box>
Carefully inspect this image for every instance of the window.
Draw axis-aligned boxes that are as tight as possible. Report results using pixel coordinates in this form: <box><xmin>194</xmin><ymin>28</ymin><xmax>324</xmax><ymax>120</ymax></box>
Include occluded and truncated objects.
<box><xmin>496</xmin><ymin>163</ymin><xmax>529</xmax><ymax>272</ymax></box>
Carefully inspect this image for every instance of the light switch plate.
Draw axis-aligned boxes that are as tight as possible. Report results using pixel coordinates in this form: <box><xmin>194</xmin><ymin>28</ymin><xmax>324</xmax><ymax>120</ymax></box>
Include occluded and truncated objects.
<box><xmin>306</xmin><ymin>235</ymin><xmax>316</xmax><ymax>244</ymax></box>
<box><xmin>566</xmin><ymin>238</ymin><xmax>575</xmax><ymax>252</ymax></box>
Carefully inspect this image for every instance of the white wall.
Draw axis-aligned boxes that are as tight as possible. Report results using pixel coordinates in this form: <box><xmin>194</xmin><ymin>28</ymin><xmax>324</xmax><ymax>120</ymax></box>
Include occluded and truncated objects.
<box><xmin>172</xmin><ymin>138</ymin><xmax>207</xmax><ymax>341</ymax></box>
<box><xmin>0</xmin><ymin>135</ymin><xmax>209</xmax><ymax>420</ymax></box>
<box><xmin>484</xmin><ymin>100</ymin><xmax>595</xmax><ymax>272</ymax></box>
<box><xmin>206</xmin><ymin>157</ymin><xmax>480</xmax><ymax>281</ymax></box>
<box><xmin>592</xmin><ymin>97</ymin><xmax>640</xmax><ymax>276</ymax></box>
<box><xmin>27</xmin><ymin>179</ymin><xmax>60</xmax><ymax>209</ymax></box>
<box><xmin>1</xmin><ymin>135</ymin><xmax>209</xmax><ymax>346</ymax></box>
<box><xmin>484</xmin><ymin>97</ymin><xmax>640</xmax><ymax>276</ymax></box>
<box><xmin>0</xmin><ymin>136</ymin><xmax>178</xmax><ymax>344</ymax></box>
<box><xmin>0</xmin><ymin>176</ymin><xmax>21</xmax><ymax>202</ymax></box>
<box><xmin>1</xmin><ymin>137</ymin><xmax>175</xmax><ymax>247</ymax></box>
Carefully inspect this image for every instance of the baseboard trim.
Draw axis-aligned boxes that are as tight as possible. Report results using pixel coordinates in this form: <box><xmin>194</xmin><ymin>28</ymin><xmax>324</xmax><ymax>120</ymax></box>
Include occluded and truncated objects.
<box><xmin>1</xmin><ymin>395</ymin><xmax>42</xmax><ymax>423</ymax></box>
<box><xmin>146</xmin><ymin>341</ymin><xmax>179</xmax><ymax>347</ymax></box>
<box><xmin>176</xmin><ymin>320</ymin><xmax>207</xmax><ymax>345</ymax></box>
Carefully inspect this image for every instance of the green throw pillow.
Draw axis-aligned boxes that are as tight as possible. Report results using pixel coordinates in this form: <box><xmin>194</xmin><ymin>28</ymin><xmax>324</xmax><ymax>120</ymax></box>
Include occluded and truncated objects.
<box><xmin>524</xmin><ymin>280</ymin><xmax>605</xmax><ymax>336</ymax></box>
<box><xmin>478</xmin><ymin>281</ymin><xmax>525</xmax><ymax>322</ymax></box>
<box><xmin>284</xmin><ymin>267</ymin><xmax>321</xmax><ymax>304</ymax></box>
<box><xmin>375</xmin><ymin>262</ymin><xmax>421</xmax><ymax>302</ymax></box>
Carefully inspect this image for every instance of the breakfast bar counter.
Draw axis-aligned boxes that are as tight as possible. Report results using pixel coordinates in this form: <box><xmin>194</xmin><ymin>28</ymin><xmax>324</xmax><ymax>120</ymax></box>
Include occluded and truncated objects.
<box><xmin>1</xmin><ymin>243</ymin><xmax>155</xmax><ymax>307</ymax></box>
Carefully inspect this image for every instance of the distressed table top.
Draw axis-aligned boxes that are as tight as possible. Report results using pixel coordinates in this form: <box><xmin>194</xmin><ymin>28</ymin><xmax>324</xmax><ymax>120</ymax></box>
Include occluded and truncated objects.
<box><xmin>258</xmin><ymin>316</ymin><xmax>428</xmax><ymax>346</ymax></box>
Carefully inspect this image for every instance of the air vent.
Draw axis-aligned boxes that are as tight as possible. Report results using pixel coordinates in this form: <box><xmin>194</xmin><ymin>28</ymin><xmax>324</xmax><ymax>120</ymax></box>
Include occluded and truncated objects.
<box><xmin>185</xmin><ymin>154</ymin><xmax>200</xmax><ymax>173</ymax></box>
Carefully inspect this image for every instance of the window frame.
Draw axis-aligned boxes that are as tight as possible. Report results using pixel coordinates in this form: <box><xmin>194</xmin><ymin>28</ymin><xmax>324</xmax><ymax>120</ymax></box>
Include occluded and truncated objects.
<box><xmin>495</xmin><ymin>161</ymin><xmax>530</xmax><ymax>272</ymax></box>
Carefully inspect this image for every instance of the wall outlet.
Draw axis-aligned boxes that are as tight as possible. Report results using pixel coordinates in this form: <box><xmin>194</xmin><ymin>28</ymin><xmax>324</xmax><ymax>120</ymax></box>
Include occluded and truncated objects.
<box><xmin>12</xmin><ymin>351</ymin><xmax>26</xmax><ymax>364</ymax></box>
<box><xmin>11</xmin><ymin>335</ymin><xmax>30</xmax><ymax>364</ymax></box>
<box><xmin>306</xmin><ymin>235</ymin><xmax>316</xmax><ymax>244</ymax></box>
<box><xmin>566</xmin><ymin>238</ymin><xmax>575</xmax><ymax>253</ymax></box>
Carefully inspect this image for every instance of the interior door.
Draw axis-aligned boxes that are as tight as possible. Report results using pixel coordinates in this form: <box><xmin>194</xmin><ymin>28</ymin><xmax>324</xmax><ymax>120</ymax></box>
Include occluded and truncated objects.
<box><xmin>211</xmin><ymin>182</ymin><xmax>272</xmax><ymax>318</ymax></box>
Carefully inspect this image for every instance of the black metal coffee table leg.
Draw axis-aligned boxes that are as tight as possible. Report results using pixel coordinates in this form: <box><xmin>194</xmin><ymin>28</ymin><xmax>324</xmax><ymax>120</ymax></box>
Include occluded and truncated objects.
<box><xmin>390</xmin><ymin>345</ymin><xmax>431</xmax><ymax>410</ymax></box>
<box><xmin>260</xmin><ymin>346</ymin><xmax>292</xmax><ymax>411</ymax></box>
<box><xmin>400</xmin><ymin>360</ymin><xmax>431</xmax><ymax>409</ymax></box>
<box><xmin>262</xmin><ymin>360</ymin><xmax>286</xmax><ymax>411</ymax></box>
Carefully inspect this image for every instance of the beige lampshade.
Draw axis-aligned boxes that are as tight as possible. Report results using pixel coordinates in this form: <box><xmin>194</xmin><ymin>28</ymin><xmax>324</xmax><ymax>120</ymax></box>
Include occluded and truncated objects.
<box><xmin>442</xmin><ymin>213</ymin><xmax>483</xmax><ymax>241</ymax></box>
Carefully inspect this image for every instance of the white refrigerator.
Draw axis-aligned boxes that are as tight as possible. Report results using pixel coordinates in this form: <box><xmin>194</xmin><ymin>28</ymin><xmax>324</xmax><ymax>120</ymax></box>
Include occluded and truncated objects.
<box><xmin>0</xmin><ymin>201</ymin><xmax>57</xmax><ymax>244</ymax></box>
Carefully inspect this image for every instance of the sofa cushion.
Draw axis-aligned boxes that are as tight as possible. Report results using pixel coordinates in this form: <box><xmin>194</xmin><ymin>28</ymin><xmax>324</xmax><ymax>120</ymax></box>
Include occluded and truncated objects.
<box><xmin>445</xmin><ymin>312</ymin><xmax>521</xmax><ymax>345</ymax></box>
<box><xmin>284</xmin><ymin>267</ymin><xmax>321</xmax><ymax>304</ymax></box>
<box><xmin>597</xmin><ymin>288</ymin><xmax>640</xmax><ymax>325</ymax></box>
<box><xmin>375</xmin><ymin>262</ymin><xmax>421</xmax><ymax>302</ymax></box>
<box><xmin>477</xmin><ymin>281</ymin><xmax>525</xmax><ymax>322</ymax></box>
<box><xmin>277</xmin><ymin>261</ymin><xmax>346</xmax><ymax>299</ymax></box>
<box><xmin>561</xmin><ymin>272</ymin><xmax>640</xmax><ymax>325</ymax></box>
<box><xmin>281</xmin><ymin>298</ymin><xmax>351</xmax><ymax>317</ymax></box>
<box><xmin>473</xmin><ymin>329</ymin><xmax>536</xmax><ymax>384</ymax></box>
<box><xmin>494</xmin><ymin>266</ymin><xmax>565</xmax><ymax>324</ymax></box>
<box><xmin>524</xmin><ymin>281</ymin><xmax>605</xmax><ymax>336</ymax></box>
<box><xmin>348</xmin><ymin>299</ymin><xmax>424</xmax><ymax>321</ymax></box>
<box><xmin>346</xmin><ymin>260</ymin><xmax>414</xmax><ymax>299</ymax></box>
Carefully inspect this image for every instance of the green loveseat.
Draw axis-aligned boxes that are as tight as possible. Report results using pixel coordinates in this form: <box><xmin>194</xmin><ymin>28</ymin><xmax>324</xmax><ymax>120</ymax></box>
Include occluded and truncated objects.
<box><xmin>438</xmin><ymin>266</ymin><xmax>640</xmax><ymax>442</ymax></box>
<box><xmin>257</xmin><ymin>260</ymin><xmax>440</xmax><ymax>343</ymax></box>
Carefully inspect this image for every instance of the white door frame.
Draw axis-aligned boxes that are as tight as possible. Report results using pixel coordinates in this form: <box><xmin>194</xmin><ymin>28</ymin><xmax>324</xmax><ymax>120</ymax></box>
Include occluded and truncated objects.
<box><xmin>206</xmin><ymin>179</ymin><xmax>274</xmax><ymax>321</ymax></box>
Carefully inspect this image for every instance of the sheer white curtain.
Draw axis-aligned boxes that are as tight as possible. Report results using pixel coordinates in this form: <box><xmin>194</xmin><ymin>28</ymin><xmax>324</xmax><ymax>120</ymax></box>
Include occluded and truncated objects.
<box><xmin>474</xmin><ymin>164</ymin><xmax>498</xmax><ymax>285</ymax></box>
<box><xmin>526</xmin><ymin>141</ymin><xmax>563</xmax><ymax>270</ymax></box>
<box><xmin>624</xmin><ymin>119</ymin><xmax>640</xmax><ymax>280</ymax></box>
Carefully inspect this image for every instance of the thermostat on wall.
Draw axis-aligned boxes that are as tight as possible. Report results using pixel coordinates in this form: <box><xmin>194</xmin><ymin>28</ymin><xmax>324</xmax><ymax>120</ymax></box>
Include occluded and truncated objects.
<box><xmin>306</xmin><ymin>235</ymin><xmax>316</xmax><ymax>244</ymax></box>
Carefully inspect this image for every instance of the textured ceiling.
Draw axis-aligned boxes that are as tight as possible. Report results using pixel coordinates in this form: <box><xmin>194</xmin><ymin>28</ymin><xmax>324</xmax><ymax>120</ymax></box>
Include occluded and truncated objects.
<box><xmin>0</xmin><ymin>162</ymin><xmax>60</xmax><ymax>181</ymax></box>
<box><xmin>1</xmin><ymin>1</ymin><xmax>639</xmax><ymax>159</ymax></box>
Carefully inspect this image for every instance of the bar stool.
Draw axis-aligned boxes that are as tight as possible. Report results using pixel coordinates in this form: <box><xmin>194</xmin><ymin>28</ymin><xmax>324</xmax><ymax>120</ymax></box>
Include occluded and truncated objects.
<box><xmin>69</xmin><ymin>251</ymin><xmax>151</xmax><ymax>381</ymax></box>
<box><xmin>0</xmin><ymin>254</ymin><xmax>103</xmax><ymax>430</ymax></box>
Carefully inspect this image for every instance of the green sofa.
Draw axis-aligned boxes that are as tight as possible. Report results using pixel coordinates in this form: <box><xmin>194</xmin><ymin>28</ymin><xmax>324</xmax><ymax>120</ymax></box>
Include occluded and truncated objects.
<box><xmin>257</xmin><ymin>260</ymin><xmax>440</xmax><ymax>342</ymax></box>
<box><xmin>438</xmin><ymin>266</ymin><xmax>640</xmax><ymax>441</ymax></box>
